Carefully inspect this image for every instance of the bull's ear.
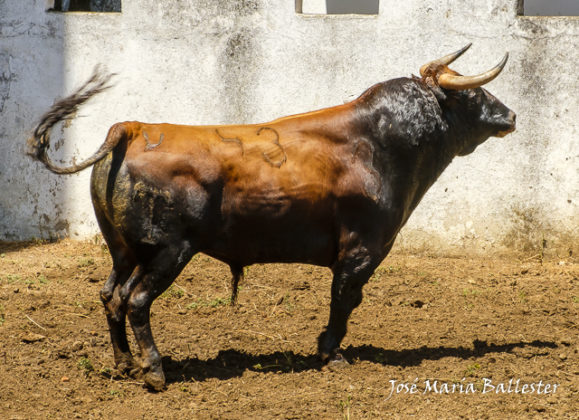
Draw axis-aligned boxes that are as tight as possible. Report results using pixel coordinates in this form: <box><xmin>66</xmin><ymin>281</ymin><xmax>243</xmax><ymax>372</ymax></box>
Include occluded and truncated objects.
<box><xmin>425</xmin><ymin>77</ymin><xmax>447</xmax><ymax>101</ymax></box>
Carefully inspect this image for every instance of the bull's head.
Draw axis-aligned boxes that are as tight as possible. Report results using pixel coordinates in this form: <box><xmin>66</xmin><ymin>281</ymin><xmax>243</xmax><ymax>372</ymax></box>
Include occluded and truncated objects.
<box><xmin>419</xmin><ymin>44</ymin><xmax>516</xmax><ymax>155</ymax></box>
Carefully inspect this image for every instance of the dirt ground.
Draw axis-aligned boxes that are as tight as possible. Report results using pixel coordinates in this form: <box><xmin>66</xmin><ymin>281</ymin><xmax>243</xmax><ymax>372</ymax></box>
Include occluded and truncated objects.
<box><xmin>0</xmin><ymin>239</ymin><xmax>577</xmax><ymax>419</ymax></box>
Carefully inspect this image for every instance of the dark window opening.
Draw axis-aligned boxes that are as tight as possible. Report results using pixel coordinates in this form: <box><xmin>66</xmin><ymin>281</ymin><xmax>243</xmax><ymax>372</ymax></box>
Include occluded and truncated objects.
<box><xmin>296</xmin><ymin>0</ymin><xmax>379</xmax><ymax>15</ymax></box>
<box><xmin>51</xmin><ymin>0</ymin><xmax>121</xmax><ymax>12</ymax></box>
<box><xmin>519</xmin><ymin>0</ymin><xmax>579</xmax><ymax>16</ymax></box>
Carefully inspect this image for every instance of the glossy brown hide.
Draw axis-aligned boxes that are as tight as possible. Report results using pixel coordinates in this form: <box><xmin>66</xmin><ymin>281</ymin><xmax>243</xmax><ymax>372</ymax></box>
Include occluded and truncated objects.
<box><xmin>89</xmin><ymin>103</ymin><xmax>396</xmax><ymax>390</ymax></box>
<box><xmin>29</xmin><ymin>52</ymin><xmax>516</xmax><ymax>390</ymax></box>
<box><xmin>98</xmin><ymin>105</ymin><xmax>386</xmax><ymax>266</ymax></box>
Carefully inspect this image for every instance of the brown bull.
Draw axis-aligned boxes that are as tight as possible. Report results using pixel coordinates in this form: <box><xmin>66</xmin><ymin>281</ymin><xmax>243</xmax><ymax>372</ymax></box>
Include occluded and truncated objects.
<box><xmin>29</xmin><ymin>44</ymin><xmax>516</xmax><ymax>390</ymax></box>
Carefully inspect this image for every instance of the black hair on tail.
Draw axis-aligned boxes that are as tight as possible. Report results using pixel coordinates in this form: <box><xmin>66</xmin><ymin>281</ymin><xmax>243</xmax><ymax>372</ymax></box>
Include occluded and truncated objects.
<box><xmin>27</xmin><ymin>66</ymin><xmax>118</xmax><ymax>174</ymax></box>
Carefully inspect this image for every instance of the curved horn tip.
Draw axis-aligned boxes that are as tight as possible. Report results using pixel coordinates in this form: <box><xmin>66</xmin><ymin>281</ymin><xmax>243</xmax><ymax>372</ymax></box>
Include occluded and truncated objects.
<box><xmin>442</xmin><ymin>42</ymin><xmax>473</xmax><ymax>64</ymax></box>
<box><xmin>459</xmin><ymin>42</ymin><xmax>473</xmax><ymax>53</ymax></box>
<box><xmin>497</xmin><ymin>52</ymin><xmax>509</xmax><ymax>69</ymax></box>
<box><xmin>419</xmin><ymin>43</ymin><xmax>474</xmax><ymax>77</ymax></box>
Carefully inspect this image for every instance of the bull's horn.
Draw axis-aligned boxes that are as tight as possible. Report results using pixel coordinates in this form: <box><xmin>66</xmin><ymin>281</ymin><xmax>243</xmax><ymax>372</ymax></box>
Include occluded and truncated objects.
<box><xmin>419</xmin><ymin>43</ymin><xmax>472</xmax><ymax>77</ymax></box>
<box><xmin>438</xmin><ymin>53</ymin><xmax>509</xmax><ymax>90</ymax></box>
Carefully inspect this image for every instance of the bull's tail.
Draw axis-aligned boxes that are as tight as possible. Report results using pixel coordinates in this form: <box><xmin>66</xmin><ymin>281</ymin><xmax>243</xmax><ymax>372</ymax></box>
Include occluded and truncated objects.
<box><xmin>27</xmin><ymin>66</ymin><xmax>121</xmax><ymax>174</ymax></box>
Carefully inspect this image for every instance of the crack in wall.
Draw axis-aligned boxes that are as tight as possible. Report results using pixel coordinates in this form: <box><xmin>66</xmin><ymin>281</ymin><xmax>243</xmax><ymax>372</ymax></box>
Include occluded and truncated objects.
<box><xmin>0</xmin><ymin>53</ymin><xmax>14</xmax><ymax>113</ymax></box>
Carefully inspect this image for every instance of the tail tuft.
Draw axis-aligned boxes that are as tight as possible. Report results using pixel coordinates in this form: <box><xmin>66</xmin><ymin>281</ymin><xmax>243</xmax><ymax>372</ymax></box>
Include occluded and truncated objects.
<box><xmin>28</xmin><ymin>65</ymin><xmax>116</xmax><ymax>174</ymax></box>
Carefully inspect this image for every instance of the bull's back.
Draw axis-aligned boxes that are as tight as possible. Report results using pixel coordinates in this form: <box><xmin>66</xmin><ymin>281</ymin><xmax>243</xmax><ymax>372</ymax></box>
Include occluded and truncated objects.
<box><xmin>89</xmin><ymin>116</ymin><xmax>367</xmax><ymax>266</ymax></box>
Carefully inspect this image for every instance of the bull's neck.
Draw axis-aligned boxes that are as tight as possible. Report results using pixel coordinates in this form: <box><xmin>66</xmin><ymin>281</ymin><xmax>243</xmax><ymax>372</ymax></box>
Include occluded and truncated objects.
<box><xmin>353</xmin><ymin>108</ymin><xmax>456</xmax><ymax>223</ymax></box>
<box><xmin>390</xmin><ymin>137</ymin><xmax>455</xmax><ymax>219</ymax></box>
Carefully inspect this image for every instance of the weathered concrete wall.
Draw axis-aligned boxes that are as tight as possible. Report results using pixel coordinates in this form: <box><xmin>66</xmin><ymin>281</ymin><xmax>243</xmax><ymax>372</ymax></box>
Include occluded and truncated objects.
<box><xmin>0</xmin><ymin>0</ymin><xmax>577</xmax><ymax>256</ymax></box>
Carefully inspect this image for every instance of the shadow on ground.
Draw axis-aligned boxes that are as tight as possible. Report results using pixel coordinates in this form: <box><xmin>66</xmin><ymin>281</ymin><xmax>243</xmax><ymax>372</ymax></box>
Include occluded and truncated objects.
<box><xmin>0</xmin><ymin>239</ymin><xmax>60</xmax><ymax>254</ymax></box>
<box><xmin>163</xmin><ymin>339</ymin><xmax>558</xmax><ymax>384</ymax></box>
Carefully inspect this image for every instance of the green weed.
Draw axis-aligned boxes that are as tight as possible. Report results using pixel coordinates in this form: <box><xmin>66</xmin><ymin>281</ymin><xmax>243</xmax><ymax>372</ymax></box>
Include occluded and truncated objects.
<box><xmin>186</xmin><ymin>296</ymin><xmax>230</xmax><ymax>309</ymax></box>
<box><xmin>283</xmin><ymin>293</ymin><xmax>294</xmax><ymax>312</ymax></box>
<box><xmin>186</xmin><ymin>301</ymin><xmax>199</xmax><ymax>310</ymax></box>
<box><xmin>77</xmin><ymin>257</ymin><xmax>95</xmax><ymax>268</ymax></box>
<box><xmin>464</xmin><ymin>362</ymin><xmax>481</xmax><ymax>377</ymax></box>
<box><xmin>3</xmin><ymin>274</ymin><xmax>21</xmax><ymax>283</ymax></box>
<box><xmin>462</xmin><ymin>288</ymin><xmax>480</xmax><ymax>297</ymax></box>
<box><xmin>77</xmin><ymin>357</ymin><xmax>94</xmax><ymax>375</ymax></box>
<box><xmin>99</xmin><ymin>367</ymin><xmax>112</xmax><ymax>376</ymax></box>
<box><xmin>33</xmin><ymin>238</ymin><xmax>47</xmax><ymax>246</ymax></box>
<box><xmin>109</xmin><ymin>389</ymin><xmax>122</xmax><ymax>397</ymax></box>
<box><xmin>338</xmin><ymin>394</ymin><xmax>352</xmax><ymax>420</ymax></box>
<box><xmin>209</xmin><ymin>297</ymin><xmax>229</xmax><ymax>307</ymax></box>
<box><xmin>160</xmin><ymin>285</ymin><xmax>184</xmax><ymax>299</ymax></box>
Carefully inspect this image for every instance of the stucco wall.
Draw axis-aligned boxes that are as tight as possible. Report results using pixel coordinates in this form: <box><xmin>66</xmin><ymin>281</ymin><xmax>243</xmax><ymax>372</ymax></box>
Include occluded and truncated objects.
<box><xmin>0</xmin><ymin>0</ymin><xmax>577</xmax><ymax>256</ymax></box>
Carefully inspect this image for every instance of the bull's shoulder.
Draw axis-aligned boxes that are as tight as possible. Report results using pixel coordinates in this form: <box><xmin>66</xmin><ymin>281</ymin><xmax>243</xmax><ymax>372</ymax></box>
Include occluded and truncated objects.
<box><xmin>355</xmin><ymin>78</ymin><xmax>447</xmax><ymax>147</ymax></box>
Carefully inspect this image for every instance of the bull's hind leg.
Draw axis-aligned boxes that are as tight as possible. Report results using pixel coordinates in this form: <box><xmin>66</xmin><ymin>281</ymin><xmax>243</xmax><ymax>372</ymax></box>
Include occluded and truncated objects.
<box><xmin>99</xmin><ymin>240</ymin><xmax>142</xmax><ymax>374</ymax></box>
<box><xmin>93</xmin><ymin>199</ymin><xmax>142</xmax><ymax>374</ymax></box>
<box><xmin>127</xmin><ymin>242</ymin><xmax>195</xmax><ymax>391</ymax></box>
<box><xmin>101</xmin><ymin>260</ymin><xmax>137</xmax><ymax>373</ymax></box>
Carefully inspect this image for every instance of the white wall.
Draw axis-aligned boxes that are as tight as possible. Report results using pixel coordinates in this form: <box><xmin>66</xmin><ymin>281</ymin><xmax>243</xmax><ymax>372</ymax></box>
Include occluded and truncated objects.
<box><xmin>0</xmin><ymin>0</ymin><xmax>577</xmax><ymax>256</ymax></box>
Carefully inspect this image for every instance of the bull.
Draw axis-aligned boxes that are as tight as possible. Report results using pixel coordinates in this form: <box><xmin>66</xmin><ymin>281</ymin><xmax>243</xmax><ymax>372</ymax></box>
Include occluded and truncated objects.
<box><xmin>28</xmin><ymin>44</ymin><xmax>516</xmax><ymax>390</ymax></box>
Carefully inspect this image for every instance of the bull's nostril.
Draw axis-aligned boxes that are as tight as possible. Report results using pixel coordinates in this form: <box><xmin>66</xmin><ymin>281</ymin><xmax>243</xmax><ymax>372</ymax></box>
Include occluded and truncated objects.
<box><xmin>496</xmin><ymin>110</ymin><xmax>517</xmax><ymax>137</ymax></box>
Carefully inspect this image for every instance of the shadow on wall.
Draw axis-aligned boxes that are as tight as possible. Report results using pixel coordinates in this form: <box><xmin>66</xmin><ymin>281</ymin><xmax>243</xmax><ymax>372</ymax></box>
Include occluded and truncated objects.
<box><xmin>1</xmin><ymin>0</ymin><xmax>120</xmax><ymax>240</ymax></box>
<box><xmin>0</xmin><ymin>2</ymin><xmax>67</xmax><ymax>240</ymax></box>
<box><xmin>0</xmin><ymin>54</ymin><xmax>12</xmax><ymax>115</ymax></box>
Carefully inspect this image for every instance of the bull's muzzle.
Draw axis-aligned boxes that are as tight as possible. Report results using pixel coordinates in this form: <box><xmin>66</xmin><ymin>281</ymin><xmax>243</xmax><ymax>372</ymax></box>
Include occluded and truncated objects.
<box><xmin>496</xmin><ymin>110</ymin><xmax>516</xmax><ymax>138</ymax></box>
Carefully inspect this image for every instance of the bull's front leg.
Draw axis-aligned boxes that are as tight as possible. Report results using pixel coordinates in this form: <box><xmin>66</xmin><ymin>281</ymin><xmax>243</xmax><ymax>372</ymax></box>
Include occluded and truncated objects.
<box><xmin>318</xmin><ymin>249</ymin><xmax>381</xmax><ymax>365</ymax></box>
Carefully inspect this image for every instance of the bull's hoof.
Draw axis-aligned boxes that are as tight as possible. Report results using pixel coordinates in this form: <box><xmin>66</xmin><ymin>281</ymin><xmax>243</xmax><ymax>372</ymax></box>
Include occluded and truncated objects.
<box><xmin>115</xmin><ymin>354</ymin><xmax>138</xmax><ymax>376</ymax></box>
<box><xmin>323</xmin><ymin>353</ymin><xmax>350</xmax><ymax>371</ymax></box>
<box><xmin>143</xmin><ymin>371</ymin><xmax>166</xmax><ymax>392</ymax></box>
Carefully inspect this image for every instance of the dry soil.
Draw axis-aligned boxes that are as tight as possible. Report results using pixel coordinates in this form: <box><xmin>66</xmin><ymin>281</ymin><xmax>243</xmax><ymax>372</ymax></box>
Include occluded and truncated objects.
<box><xmin>0</xmin><ymin>239</ymin><xmax>577</xmax><ymax>419</ymax></box>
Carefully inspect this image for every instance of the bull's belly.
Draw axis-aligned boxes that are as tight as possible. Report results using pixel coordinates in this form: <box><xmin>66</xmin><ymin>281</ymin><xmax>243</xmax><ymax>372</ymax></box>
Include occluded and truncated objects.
<box><xmin>204</xmin><ymin>188</ymin><xmax>337</xmax><ymax>265</ymax></box>
<box><xmin>203</xmin><ymin>217</ymin><xmax>336</xmax><ymax>266</ymax></box>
